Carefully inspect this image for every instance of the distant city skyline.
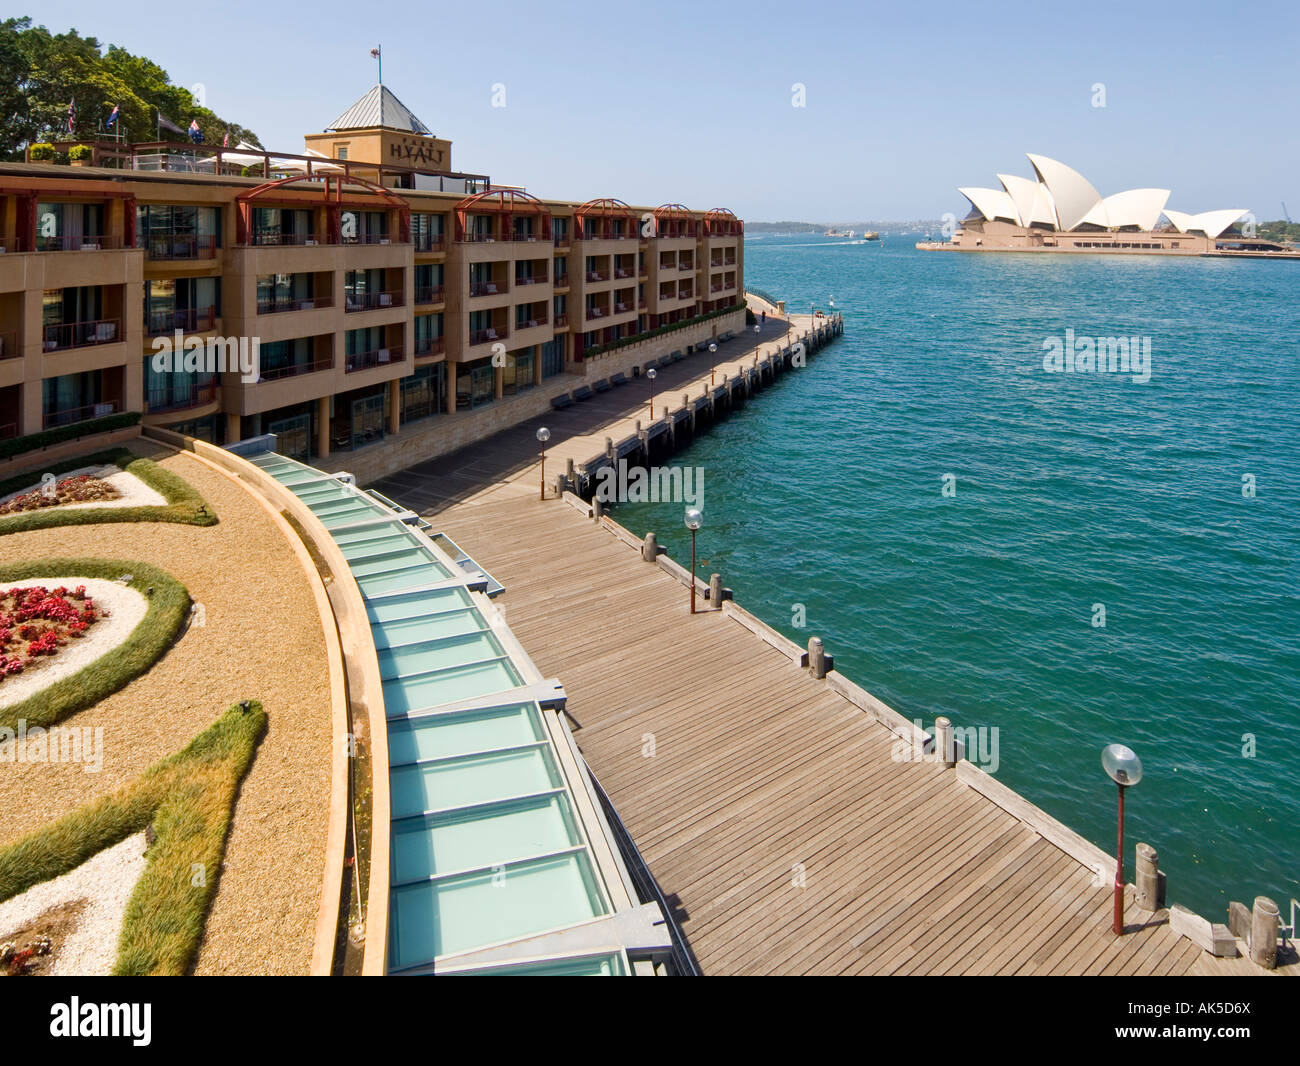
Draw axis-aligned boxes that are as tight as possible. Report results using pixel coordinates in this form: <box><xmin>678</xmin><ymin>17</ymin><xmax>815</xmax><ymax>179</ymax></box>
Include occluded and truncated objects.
<box><xmin>26</xmin><ymin>0</ymin><xmax>1300</xmax><ymax>220</ymax></box>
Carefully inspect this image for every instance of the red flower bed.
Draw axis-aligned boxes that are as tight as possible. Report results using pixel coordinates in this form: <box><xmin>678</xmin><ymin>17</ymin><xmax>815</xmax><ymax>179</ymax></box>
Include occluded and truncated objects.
<box><xmin>0</xmin><ymin>585</ymin><xmax>107</xmax><ymax>681</ymax></box>
<box><xmin>0</xmin><ymin>474</ymin><xmax>122</xmax><ymax>516</ymax></box>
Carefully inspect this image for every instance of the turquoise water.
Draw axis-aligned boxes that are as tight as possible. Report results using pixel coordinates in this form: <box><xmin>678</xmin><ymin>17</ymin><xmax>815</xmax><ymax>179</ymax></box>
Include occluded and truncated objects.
<box><xmin>616</xmin><ymin>235</ymin><xmax>1300</xmax><ymax>919</ymax></box>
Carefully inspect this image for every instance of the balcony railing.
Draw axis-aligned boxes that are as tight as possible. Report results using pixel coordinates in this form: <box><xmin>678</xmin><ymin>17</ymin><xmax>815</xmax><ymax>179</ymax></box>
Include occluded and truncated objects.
<box><xmin>514</xmin><ymin>274</ymin><xmax>546</xmax><ymax>286</ymax></box>
<box><xmin>553</xmin><ymin>273</ymin><xmax>570</xmax><ymax>287</ymax></box>
<box><xmin>43</xmin><ymin>399</ymin><xmax>119</xmax><ymax>430</ymax></box>
<box><xmin>345</xmin><ymin>290</ymin><xmax>404</xmax><ymax>312</ymax></box>
<box><xmin>147</xmin><ymin>306</ymin><xmax>217</xmax><ymax>335</ymax></box>
<box><xmin>249</xmin><ymin>232</ymin><xmax>322</xmax><ymax>246</ymax></box>
<box><xmin>0</xmin><ymin>236</ymin><xmax>21</xmax><ymax>253</ymax></box>
<box><xmin>515</xmin><ymin>314</ymin><xmax>548</xmax><ymax>330</ymax></box>
<box><xmin>342</xmin><ymin>233</ymin><xmax>397</xmax><ymax>245</ymax></box>
<box><xmin>144</xmin><ymin>234</ymin><xmax>218</xmax><ymax>260</ymax></box>
<box><xmin>42</xmin><ymin>319</ymin><xmax>120</xmax><ymax>351</ymax></box>
<box><xmin>710</xmin><ymin>284</ymin><xmax>724</xmax><ymax>293</ymax></box>
<box><xmin>469</xmin><ymin>280</ymin><xmax>507</xmax><ymax>297</ymax></box>
<box><xmin>614</xmin><ymin>268</ymin><xmax>634</xmax><ymax>279</ymax></box>
<box><xmin>0</xmin><ymin>331</ymin><xmax>18</xmax><ymax>360</ymax></box>
<box><xmin>414</xmin><ymin>337</ymin><xmax>445</xmax><ymax>357</ymax></box>
<box><xmin>259</xmin><ymin>356</ymin><xmax>334</xmax><ymax>382</ymax></box>
<box><xmin>553</xmin><ymin>313</ymin><xmax>568</xmax><ymax>328</ymax></box>
<box><xmin>613</xmin><ymin>302</ymin><xmax>631</xmax><ymax>314</ymax></box>
<box><xmin>461</xmin><ymin>231</ymin><xmax>549</xmax><ymax>244</ymax></box>
<box><xmin>147</xmin><ymin>380</ymin><xmax>218</xmax><ymax>414</ymax></box>
<box><xmin>638</xmin><ymin>299</ymin><xmax>647</xmax><ymax>310</ymax></box>
<box><xmin>586</xmin><ymin>271</ymin><xmax>609</xmax><ymax>282</ymax></box>
<box><xmin>586</xmin><ymin>307</ymin><xmax>606</xmax><ymax>320</ymax></box>
<box><xmin>345</xmin><ymin>345</ymin><xmax>404</xmax><ymax>373</ymax></box>
<box><xmin>35</xmin><ymin>234</ymin><xmax>122</xmax><ymax>252</ymax></box>
<box><xmin>415</xmin><ymin>285</ymin><xmax>445</xmax><ymax>304</ymax></box>
<box><xmin>679</xmin><ymin>261</ymin><xmax>694</xmax><ymax>271</ymax></box>
<box><xmin>469</xmin><ymin>326</ymin><xmax>508</xmax><ymax>346</ymax></box>
<box><xmin>257</xmin><ymin>294</ymin><xmax>333</xmax><ymax>314</ymax></box>
<box><xmin>413</xmin><ymin>234</ymin><xmax>447</xmax><ymax>253</ymax></box>
<box><xmin>724</xmin><ymin>256</ymin><xmax>737</xmax><ymax>266</ymax></box>
<box><xmin>553</xmin><ymin>234</ymin><xmax>571</xmax><ymax>248</ymax></box>
<box><xmin>659</xmin><ymin>261</ymin><xmax>676</xmax><ymax>272</ymax></box>
<box><xmin>677</xmin><ymin>290</ymin><xmax>693</xmax><ymax>300</ymax></box>
<box><xmin>710</xmin><ymin>258</ymin><xmax>722</xmax><ymax>268</ymax></box>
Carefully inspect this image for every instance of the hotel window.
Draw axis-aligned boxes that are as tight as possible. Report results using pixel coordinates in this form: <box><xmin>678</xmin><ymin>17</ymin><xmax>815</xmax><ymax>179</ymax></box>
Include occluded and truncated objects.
<box><xmin>35</xmin><ymin>202</ymin><xmax>105</xmax><ymax>250</ymax></box>
<box><xmin>401</xmin><ymin>364</ymin><xmax>445</xmax><ymax>423</ymax></box>
<box><xmin>541</xmin><ymin>339</ymin><xmax>564</xmax><ymax>379</ymax></box>
<box><xmin>554</xmin><ymin>257</ymin><xmax>568</xmax><ymax>282</ymax></box>
<box><xmin>138</xmin><ymin>204</ymin><xmax>220</xmax><ymax>258</ymax></box>
<box><xmin>257</xmin><ymin>273</ymin><xmax>312</xmax><ymax>313</ymax></box>
<box><xmin>553</xmin><ymin>218</ymin><xmax>568</xmax><ymax>242</ymax></box>
<box><xmin>503</xmin><ymin>350</ymin><xmax>534</xmax><ymax>395</ymax></box>
<box><xmin>144</xmin><ymin>276</ymin><xmax>220</xmax><ymax>334</ymax></box>
<box><xmin>341</xmin><ymin>210</ymin><xmax>388</xmax><ymax>244</ymax></box>
<box><xmin>259</xmin><ymin>338</ymin><xmax>314</xmax><ymax>378</ymax></box>
<box><xmin>251</xmin><ymin>207</ymin><xmax>312</xmax><ymax>245</ymax></box>
<box><xmin>336</xmin><ymin>146</ymin><xmax>348</xmax><ymax>160</ymax></box>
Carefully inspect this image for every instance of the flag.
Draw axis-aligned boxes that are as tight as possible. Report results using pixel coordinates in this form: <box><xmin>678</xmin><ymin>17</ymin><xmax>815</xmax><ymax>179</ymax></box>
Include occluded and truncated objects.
<box><xmin>66</xmin><ymin>99</ymin><xmax>75</xmax><ymax>133</ymax></box>
<box><xmin>369</xmin><ymin>47</ymin><xmax>380</xmax><ymax>59</ymax></box>
<box><xmin>105</xmin><ymin>104</ymin><xmax>118</xmax><ymax>128</ymax></box>
<box><xmin>157</xmin><ymin>111</ymin><xmax>185</xmax><ymax>137</ymax></box>
<box><xmin>222</xmin><ymin>131</ymin><xmax>229</xmax><ymax>147</ymax></box>
<box><xmin>188</xmin><ymin>119</ymin><xmax>204</xmax><ymax>144</ymax></box>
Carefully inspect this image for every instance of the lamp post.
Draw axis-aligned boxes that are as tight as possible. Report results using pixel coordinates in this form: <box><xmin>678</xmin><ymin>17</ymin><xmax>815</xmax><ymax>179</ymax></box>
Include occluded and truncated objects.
<box><xmin>647</xmin><ymin>367</ymin><xmax>657</xmax><ymax>420</ymax></box>
<box><xmin>535</xmin><ymin>426</ymin><xmax>550</xmax><ymax>501</ymax></box>
<box><xmin>709</xmin><ymin>342</ymin><xmax>718</xmax><ymax>385</ymax></box>
<box><xmin>684</xmin><ymin>507</ymin><xmax>702</xmax><ymax>613</ymax></box>
<box><xmin>1102</xmin><ymin>744</ymin><xmax>1143</xmax><ymax>936</ymax></box>
<box><xmin>753</xmin><ymin>322</ymin><xmax>761</xmax><ymax>368</ymax></box>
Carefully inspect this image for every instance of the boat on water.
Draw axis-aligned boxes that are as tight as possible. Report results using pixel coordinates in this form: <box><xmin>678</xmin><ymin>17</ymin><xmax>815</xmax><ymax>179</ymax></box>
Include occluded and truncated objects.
<box><xmin>862</xmin><ymin>231</ymin><xmax>880</xmax><ymax>241</ymax></box>
<box><xmin>824</xmin><ymin>227</ymin><xmax>856</xmax><ymax>238</ymax></box>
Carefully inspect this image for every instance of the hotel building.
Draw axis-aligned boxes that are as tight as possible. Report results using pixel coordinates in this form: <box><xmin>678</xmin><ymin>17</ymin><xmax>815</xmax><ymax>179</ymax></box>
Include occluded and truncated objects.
<box><xmin>0</xmin><ymin>85</ymin><xmax>746</xmax><ymax>478</ymax></box>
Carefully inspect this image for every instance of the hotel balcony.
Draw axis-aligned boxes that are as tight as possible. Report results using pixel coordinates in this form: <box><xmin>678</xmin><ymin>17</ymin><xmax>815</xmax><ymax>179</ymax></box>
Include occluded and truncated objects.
<box><xmin>553</xmin><ymin>232</ymin><xmax>571</xmax><ymax>249</ymax></box>
<box><xmin>257</xmin><ymin>294</ymin><xmax>334</xmax><ymax>314</ymax></box>
<box><xmin>468</xmin><ymin>324</ymin><xmax>508</xmax><ymax>348</ymax></box>
<box><xmin>35</xmin><ymin>234</ymin><xmax>124</xmax><ymax>252</ymax></box>
<box><xmin>553</xmin><ymin>313</ymin><xmax>569</xmax><ymax>329</ymax></box>
<box><xmin>259</xmin><ymin>355</ymin><xmax>335</xmax><ymax>382</ymax></box>
<box><xmin>553</xmin><ymin>273</ymin><xmax>570</xmax><ymax>292</ymax></box>
<box><xmin>414</xmin><ymin>337</ymin><xmax>446</xmax><ymax>358</ymax></box>
<box><xmin>145</xmin><ymin>379</ymin><xmax>219</xmax><ymax>416</ymax></box>
<box><xmin>143</xmin><ymin>234</ymin><xmax>219</xmax><ymax>261</ymax></box>
<box><xmin>585</xmin><ymin>270</ymin><xmax>610</xmax><ymax>283</ymax></box>
<box><xmin>413</xmin><ymin>234</ymin><xmax>447</xmax><ymax>254</ymax></box>
<box><xmin>346</xmin><ymin>344</ymin><xmax>405</xmax><ymax>373</ymax></box>
<box><xmin>469</xmin><ymin>279</ymin><xmax>509</xmax><ymax>299</ymax></box>
<box><xmin>42</xmin><ymin>318</ymin><xmax>121</xmax><ymax>352</ymax></box>
<box><xmin>43</xmin><ymin>399</ymin><xmax>121</xmax><ymax>431</ymax></box>
<box><xmin>146</xmin><ymin>306</ymin><xmax>218</xmax><ymax>335</ymax></box>
<box><xmin>345</xmin><ymin>290</ymin><xmax>404</xmax><ymax>312</ymax></box>
<box><xmin>415</xmin><ymin>284</ymin><xmax>445</xmax><ymax>305</ymax></box>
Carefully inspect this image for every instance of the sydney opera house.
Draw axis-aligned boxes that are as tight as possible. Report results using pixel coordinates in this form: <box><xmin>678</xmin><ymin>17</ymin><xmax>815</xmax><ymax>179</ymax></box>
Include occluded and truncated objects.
<box><xmin>919</xmin><ymin>154</ymin><xmax>1295</xmax><ymax>257</ymax></box>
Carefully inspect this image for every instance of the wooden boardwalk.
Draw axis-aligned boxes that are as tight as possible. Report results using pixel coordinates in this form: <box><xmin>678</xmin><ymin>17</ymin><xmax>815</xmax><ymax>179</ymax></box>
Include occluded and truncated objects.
<box><xmin>368</xmin><ymin>314</ymin><xmax>1295</xmax><ymax>976</ymax></box>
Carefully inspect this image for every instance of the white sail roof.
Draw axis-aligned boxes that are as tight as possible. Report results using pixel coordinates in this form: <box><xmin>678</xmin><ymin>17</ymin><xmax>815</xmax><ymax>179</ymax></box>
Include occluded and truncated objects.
<box><xmin>959</xmin><ymin>186</ymin><xmax>1020</xmax><ymax>223</ymax></box>
<box><xmin>998</xmin><ymin>174</ymin><xmax>1058</xmax><ymax>227</ymax></box>
<box><xmin>1101</xmin><ymin>189</ymin><xmax>1170</xmax><ymax>230</ymax></box>
<box><xmin>1026</xmin><ymin>154</ymin><xmax>1104</xmax><ymax>231</ymax></box>
<box><xmin>1162</xmin><ymin>208</ymin><xmax>1249</xmax><ymax>237</ymax></box>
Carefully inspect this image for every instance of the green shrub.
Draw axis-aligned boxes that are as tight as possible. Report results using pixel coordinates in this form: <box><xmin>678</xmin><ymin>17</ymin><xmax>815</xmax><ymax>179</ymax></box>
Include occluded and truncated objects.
<box><xmin>29</xmin><ymin>142</ymin><xmax>55</xmax><ymax>161</ymax></box>
<box><xmin>68</xmin><ymin>145</ymin><xmax>92</xmax><ymax>161</ymax></box>
<box><xmin>0</xmin><ymin>411</ymin><xmax>142</xmax><ymax>461</ymax></box>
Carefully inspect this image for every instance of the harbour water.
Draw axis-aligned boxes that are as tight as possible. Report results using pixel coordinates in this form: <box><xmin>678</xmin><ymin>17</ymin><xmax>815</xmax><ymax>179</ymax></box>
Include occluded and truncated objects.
<box><xmin>615</xmin><ymin>234</ymin><xmax>1300</xmax><ymax>919</ymax></box>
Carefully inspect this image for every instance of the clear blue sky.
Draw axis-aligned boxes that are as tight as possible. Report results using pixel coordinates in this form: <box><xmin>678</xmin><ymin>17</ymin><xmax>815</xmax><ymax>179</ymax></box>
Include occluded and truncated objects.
<box><xmin>30</xmin><ymin>0</ymin><xmax>1300</xmax><ymax>221</ymax></box>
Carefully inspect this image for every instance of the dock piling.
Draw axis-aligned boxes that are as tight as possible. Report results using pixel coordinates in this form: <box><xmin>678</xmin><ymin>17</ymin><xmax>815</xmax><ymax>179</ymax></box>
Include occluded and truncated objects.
<box><xmin>808</xmin><ymin>636</ymin><xmax>827</xmax><ymax>679</ymax></box>
<box><xmin>1135</xmin><ymin>843</ymin><xmax>1164</xmax><ymax>910</ymax></box>
<box><xmin>708</xmin><ymin>573</ymin><xmax>723</xmax><ymax>610</ymax></box>
<box><xmin>934</xmin><ymin>716</ymin><xmax>957</xmax><ymax>768</ymax></box>
<box><xmin>1250</xmin><ymin>896</ymin><xmax>1279</xmax><ymax>968</ymax></box>
<box><xmin>642</xmin><ymin>531</ymin><xmax>659</xmax><ymax>562</ymax></box>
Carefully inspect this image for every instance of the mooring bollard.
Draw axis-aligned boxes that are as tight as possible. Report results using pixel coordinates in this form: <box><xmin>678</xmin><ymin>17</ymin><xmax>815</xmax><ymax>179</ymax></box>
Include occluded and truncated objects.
<box><xmin>642</xmin><ymin>531</ymin><xmax>658</xmax><ymax>562</ymax></box>
<box><xmin>605</xmin><ymin>436</ymin><xmax>614</xmax><ymax>461</ymax></box>
<box><xmin>592</xmin><ymin>496</ymin><xmax>604</xmax><ymax>521</ymax></box>
<box><xmin>1250</xmin><ymin>896</ymin><xmax>1279</xmax><ymax>969</ymax></box>
<box><xmin>1135</xmin><ymin>843</ymin><xmax>1162</xmax><ymax>911</ymax></box>
<box><xmin>708</xmin><ymin>573</ymin><xmax>722</xmax><ymax>610</ymax></box>
<box><xmin>933</xmin><ymin>716</ymin><xmax>956</xmax><ymax>768</ymax></box>
<box><xmin>565</xmin><ymin>457</ymin><xmax>575</xmax><ymax>485</ymax></box>
<box><xmin>808</xmin><ymin>636</ymin><xmax>827</xmax><ymax>679</ymax></box>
